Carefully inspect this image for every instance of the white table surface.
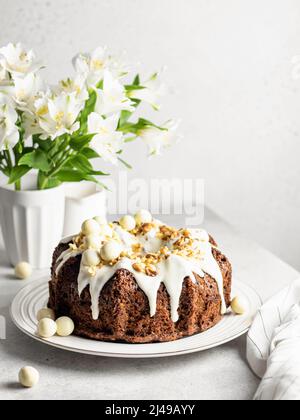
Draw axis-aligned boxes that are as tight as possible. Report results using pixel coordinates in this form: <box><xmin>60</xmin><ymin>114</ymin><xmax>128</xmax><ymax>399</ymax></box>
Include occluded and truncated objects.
<box><xmin>0</xmin><ymin>208</ymin><xmax>299</xmax><ymax>400</ymax></box>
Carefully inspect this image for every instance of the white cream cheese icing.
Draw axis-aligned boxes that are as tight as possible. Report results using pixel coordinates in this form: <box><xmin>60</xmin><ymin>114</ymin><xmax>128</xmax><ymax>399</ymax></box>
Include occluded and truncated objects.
<box><xmin>55</xmin><ymin>218</ymin><xmax>227</xmax><ymax>322</ymax></box>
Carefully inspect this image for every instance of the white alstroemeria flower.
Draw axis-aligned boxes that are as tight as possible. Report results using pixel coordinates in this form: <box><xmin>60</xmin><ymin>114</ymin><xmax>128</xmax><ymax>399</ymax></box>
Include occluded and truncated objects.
<box><xmin>13</xmin><ymin>72</ymin><xmax>44</xmax><ymax>109</ymax></box>
<box><xmin>0</xmin><ymin>83</ymin><xmax>15</xmax><ymax>102</ymax></box>
<box><xmin>139</xmin><ymin>120</ymin><xmax>181</xmax><ymax>156</ymax></box>
<box><xmin>88</xmin><ymin>112</ymin><xmax>123</xmax><ymax>165</ymax></box>
<box><xmin>0</xmin><ymin>43</ymin><xmax>41</xmax><ymax>78</ymax></box>
<box><xmin>73</xmin><ymin>46</ymin><xmax>110</xmax><ymax>87</ymax></box>
<box><xmin>73</xmin><ymin>46</ymin><xmax>128</xmax><ymax>87</ymax></box>
<box><xmin>35</xmin><ymin>91</ymin><xmax>81</xmax><ymax>139</ymax></box>
<box><xmin>0</xmin><ymin>94</ymin><xmax>19</xmax><ymax>150</ymax></box>
<box><xmin>22</xmin><ymin>111</ymin><xmax>44</xmax><ymax>139</ymax></box>
<box><xmin>95</xmin><ymin>70</ymin><xmax>134</xmax><ymax>116</ymax></box>
<box><xmin>55</xmin><ymin>74</ymin><xmax>89</xmax><ymax>104</ymax></box>
<box><xmin>129</xmin><ymin>71</ymin><xmax>166</xmax><ymax>110</ymax></box>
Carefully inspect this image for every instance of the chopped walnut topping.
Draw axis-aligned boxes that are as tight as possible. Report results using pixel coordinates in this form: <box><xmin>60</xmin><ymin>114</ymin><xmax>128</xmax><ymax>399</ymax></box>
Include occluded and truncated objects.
<box><xmin>145</xmin><ymin>264</ymin><xmax>157</xmax><ymax>277</ymax></box>
<box><xmin>133</xmin><ymin>222</ymin><xmax>156</xmax><ymax>236</ymax></box>
<box><xmin>181</xmin><ymin>229</ymin><xmax>191</xmax><ymax>238</ymax></box>
<box><xmin>142</xmin><ymin>223</ymin><xmax>154</xmax><ymax>233</ymax></box>
<box><xmin>132</xmin><ymin>243</ymin><xmax>142</xmax><ymax>253</ymax></box>
<box><xmin>132</xmin><ymin>262</ymin><xmax>145</xmax><ymax>273</ymax></box>
<box><xmin>160</xmin><ymin>246</ymin><xmax>171</xmax><ymax>257</ymax></box>
<box><xmin>159</xmin><ymin>225</ymin><xmax>179</xmax><ymax>241</ymax></box>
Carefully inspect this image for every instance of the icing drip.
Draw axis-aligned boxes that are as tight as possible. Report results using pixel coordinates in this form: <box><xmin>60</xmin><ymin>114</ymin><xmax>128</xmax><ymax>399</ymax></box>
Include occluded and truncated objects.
<box><xmin>55</xmin><ymin>248</ymin><xmax>82</xmax><ymax>275</ymax></box>
<box><xmin>55</xmin><ymin>220</ymin><xmax>228</xmax><ymax>322</ymax></box>
<box><xmin>76</xmin><ymin>250</ymin><xmax>224</xmax><ymax>323</ymax></box>
<box><xmin>158</xmin><ymin>255</ymin><xmax>200</xmax><ymax>322</ymax></box>
<box><xmin>77</xmin><ymin>255</ymin><xmax>202</xmax><ymax>322</ymax></box>
<box><xmin>78</xmin><ymin>258</ymin><xmax>162</xmax><ymax>319</ymax></box>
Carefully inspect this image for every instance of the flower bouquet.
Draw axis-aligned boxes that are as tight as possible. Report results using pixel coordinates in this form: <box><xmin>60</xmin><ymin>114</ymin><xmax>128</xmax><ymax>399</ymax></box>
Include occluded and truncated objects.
<box><xmin>0</xmin><ymin>43</ymin><xmax>179</xmax><ymax>268</ymax></box>
<box><xmin>0</xmin><ymin>43</ymin><xmax>179</xmax><ymax>191</ymax></box>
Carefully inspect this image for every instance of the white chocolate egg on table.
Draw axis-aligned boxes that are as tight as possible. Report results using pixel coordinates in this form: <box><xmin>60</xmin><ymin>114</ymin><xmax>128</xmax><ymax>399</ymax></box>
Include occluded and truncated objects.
<box><xmin>19</xmin><ymin>367</ymin><xmax>39</xmax><ymax>388</ymax></box>
<box><xmin>15</xmin><ymin>262</ymin><xmax>32</xmax><ymax>279</ymax></box>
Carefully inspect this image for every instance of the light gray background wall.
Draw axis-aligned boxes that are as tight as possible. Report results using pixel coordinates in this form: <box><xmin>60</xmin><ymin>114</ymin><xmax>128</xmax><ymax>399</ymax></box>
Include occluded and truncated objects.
<box><xmin>1</xmin><ymin>0</ymin><xmax>300</xmax><ymax>269</ymax></box>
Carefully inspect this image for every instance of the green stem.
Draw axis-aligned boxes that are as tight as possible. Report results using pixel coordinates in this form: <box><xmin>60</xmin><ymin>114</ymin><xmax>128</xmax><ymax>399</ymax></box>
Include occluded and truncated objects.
<box><xmin>4</xmin><ymin>150</ymin><xmax>13</xmax><ymax>169</ymax></box>
<box><xmin>39</xmin><ymin>136</ymin><xmax>73</xmax><ymax>190</ymax></box>
<box><xmin>15</xmin><ymin>179</ymin><xmax>21</xmax><ymax>191</ymax></box>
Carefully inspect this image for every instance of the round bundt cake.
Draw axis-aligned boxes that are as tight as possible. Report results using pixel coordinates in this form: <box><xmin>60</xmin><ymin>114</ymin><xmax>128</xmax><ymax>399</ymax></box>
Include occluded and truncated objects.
<box><xmin>48</xmin><ymin>211</ymin><xmax>232</xmax><ymax>343</ymax></box>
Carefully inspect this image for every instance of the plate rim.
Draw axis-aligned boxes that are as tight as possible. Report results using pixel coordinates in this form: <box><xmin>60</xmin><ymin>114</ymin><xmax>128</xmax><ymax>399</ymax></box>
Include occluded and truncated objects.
<box><xmin>10</xmin><ymin>277</ymin><xmax>262</xmax><ymax>358</ymax></box>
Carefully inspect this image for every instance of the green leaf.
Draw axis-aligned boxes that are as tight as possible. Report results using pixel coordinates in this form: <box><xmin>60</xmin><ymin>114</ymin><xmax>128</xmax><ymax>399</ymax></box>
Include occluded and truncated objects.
<box><xmin>81</xmin><ymin>147</ymin><xmax>100</xmax><ymax>159</ymax></box>
<box><xmin>56</xmin><ymin>169</ymin><xmax>107</xmax><ymax>183</ymax></box>
<box><xmin>33</xmin><ymin>137</ymin><xmax>52</xmax><ymax>152</ymax></box>
<box><xmin>56</xmin><ymin>169</ymin><xmax>86</xmax><ymax>183</ymax></box>
<box><xmin>124</xmin><ymin>136</ymin><xmax>137</xmax><ymax>143</ymax></box>
<box><xmin>118</xmin><ymin>110</ymin><xmax>132</xmax><ymax>127</ymax></box>
<box><xmin>66</xmin><ymin>156</ymin><xmax>108</xmax><ymax>176</ymax></box>
<box><xmin>133</xmin><ymin>74</ymin><xmax>140</xmax><ymax>86</ymax></box>
<box><xmin>8</xmin><ymin>166</ymin><xmax>31</xmax><ymax>185</ymax></box>
<box><xmin>70</xmin><ymin>155</ymin><xmax>93</xmax><ymax>172</ymax></box>
<box><xmin>70</xmin><ymin>134</ymin><xmax>95</xmax><ymax>151</ymax></box>
<box><xmin>84</xmin><ymin>175</ymin><xmax>109</xmax><ymax>190</ymax></box>
<box><xmin>38</xmin><ymin>172</ymin><xmax>61</xmax><ymax>190</ymax></box>
<box><xmin>118</xmin><ymin>118</ymin><xmax>163</xmax><ymax>135</ymax></box>
<box><xmin>96</xmin><ymin>80</ymin><xmax>104</xmax><ymax>90</ymax></box>
<box><xmin>19</xmin><ymin>150</ymin><xmax>50</xmax><ymax>172</ymax></box>
<box><xmin>125</xmin><ymin>85</ymin><xmax>146</xmax><ymax>92</ymax></box>
<box><xmin>118</xmin><ymin>157</ymin><xmax>132</xmax><ymax>169</ymax></box>
<box><xmin>78</xmin><ymin>90</ymin><xmax>97</xmax><ymax>132</ymax></box>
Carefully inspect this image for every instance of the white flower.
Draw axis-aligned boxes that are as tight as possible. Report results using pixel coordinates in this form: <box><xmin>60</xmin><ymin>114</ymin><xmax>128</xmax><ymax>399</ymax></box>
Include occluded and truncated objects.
<box><xmin>129</xmin><ymin>71</ymin><xmax>166</xmax><ymax>110</ymax></box>
<box><xmin>139</xmin><ymin>120</ymin><xmax>181</xmax><ymax>156</ymax></box>
<box><xmin>88</xmin><ymin>112</ymin><xmax>123</xmax><ymax>165</ymax></box>
<box><xmin>22</xmin><ymin>111</ymin><xmax>43</xmax><ymax>139</ymax></box>
<box><xmin>73</xmin><ymin>46</ymin><xmax>128</xmax><ymax>87</ymax></box>
<box><xmin>0</xmin><ymin>94</ymin><xmax>19</xmax><ymax>150</ymax></box>
<box><xmin>55</xmin><ymin>74</ymin><xmax>89</xmax><ymax>104</ymax></box>
<box><xmin>0</xmin><ymin>43</ymin><xmax>41</xmax><ymax>78</ymax></box>
<box><xmin>0</xmin><ymin>83</ymin><xmax>15</xmax><ymax>103</ymax></box>
<box><xmin>73</xmin><ymin>46</ymin><xmax>110</xmax><ymax>87</ymax></box>
<box><xmin>95</xmin><ymin>70</ymin><xmax>134</xmax><ymax>116</ymax></box>
<box><xmin>13</xmin><ymin>72</ymin><xmax>44</xmax><ymax>109</ymax></box>
<box><xmin>35</xmin><ymin>91</ymin><xmax>81</xmax><ymax>139</ymax></box>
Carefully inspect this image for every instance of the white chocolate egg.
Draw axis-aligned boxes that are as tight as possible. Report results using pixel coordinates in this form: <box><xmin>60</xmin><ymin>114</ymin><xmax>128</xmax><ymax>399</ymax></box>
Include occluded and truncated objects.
<box><xmin>100</xmin><ymin>240</ymin><xmax>123</xmax><ymax>262</ymax></box>
<box><xmin>94</xmin><ymin>216</ymin><xmax>107</xmax><ymax>226</ymax></box>
<box><xmin>134</xmin><ymin>209</ymin><xmax>152</xmax><ymax>225</ymax></box>
<box><xmin>81</xmin><ymin>219</ymin><xmax>101</xmax><ymax>235</ymax></box>
<box><xmin>19</xmin><ymin>367</ymin><xmax>39</xmax><ymax>388</ymax></box>
<box><xmin>37</xmin><ymin>318</ymin><xmax>57</xmax><ymax>338</ymax></box>
<box><xmin>119</xmin><ymin>215</ymin><xmax>136</xmax><ymax>231</ymax></box>
<box><xmin>231</xmin><ymin>296</ymin><xmax>247</xmax><ymax>315</ymax></box>
<box><xmin>82</xmin><ymin>249</ymin><xmax>101</xmax><ymax>267</ymax></box>
<box><xmin>37</xmin><ymin>308</ymin><xmax>55</xmax><ymax>322</ymax></box>
<box><xmin>56</xmin><ymin>317</ymin><xmax>75</xmax><ymax>337</ymax></box>
<box><xmin>85</xmin><ymin>234</ymin><xmax>103</xmax><ymax>250</ymax></box>
<box><xmin>15</xmin><ymin>262</ymin><xmax>32</xmax><ymax>280</ymax></box>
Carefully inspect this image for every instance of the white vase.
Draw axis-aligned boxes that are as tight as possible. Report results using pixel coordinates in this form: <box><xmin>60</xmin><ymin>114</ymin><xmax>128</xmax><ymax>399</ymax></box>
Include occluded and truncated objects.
<box><xmin>63</xmin><ymin>182</ymin><xmax>107</xmax><ymax>237</ymax></box>
<box><xmin>0</xmin><ymin>175</ymin><xmax>65</xmax><ymax>269</ymax></box>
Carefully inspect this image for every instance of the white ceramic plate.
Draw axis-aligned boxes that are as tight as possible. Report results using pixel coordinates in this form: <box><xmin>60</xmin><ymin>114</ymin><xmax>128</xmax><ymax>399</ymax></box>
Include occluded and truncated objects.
<box><xmin>11</xmin><ymin>277</ymin><xmax>262</xmax><ymax>358</ymax></box>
